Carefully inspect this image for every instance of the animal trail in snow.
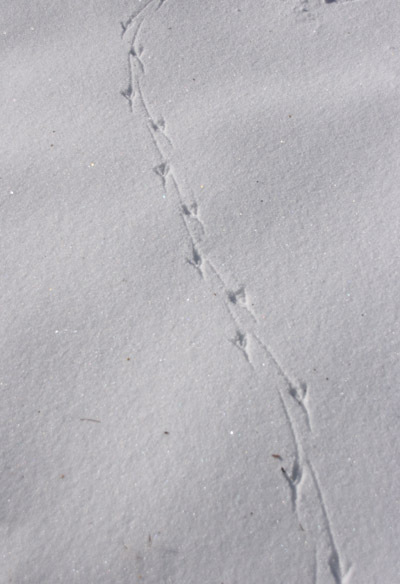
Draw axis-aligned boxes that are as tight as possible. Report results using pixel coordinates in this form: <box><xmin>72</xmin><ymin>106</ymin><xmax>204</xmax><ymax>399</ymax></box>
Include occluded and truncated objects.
<box><xmin>231</xmin><ymin>330</ymin><xmax>251</xmax><ymax>363</ymax></box>
<box><xmin>150</xmin><ymin>116</ymin><xmax>166</xmax><ymax>134</ymax></box>
<box><xmin>153</xmin><ymin>162</ymin><xmax>170</xmax><ymax>186</ymax></box>
<box><xmin>307</xmin><ymin>460</ymin><xmax>353</xmax><ymax>584</ymax></box>
<box><xmin>276</xmin><ymin>391</ymin><xmax>305</xmax><ymax>515</ymax></box>
<box><xmin>121</xmin><ymin>85</ymin><xmax>134</xmax><ymax>110</ymax></box>
<box><xmin>281</xmin><ymin>460</ymin><xmax>303</xmax><ymax>512</ymax></box>
<box><xmin>130</xmin><ymin>44</ymin><xmax>145</xmax><ymax>72</ymax></box>
<box><xmin>120</xmin><ymin>2</ymin><xmax>351</xmax><ymax>580</ymax></box>
<box><xmin>227</xmin><ymin>285</ymin><xmax>257</xmax><ymax>321</ymax></box>
<box><xmin>288</xmin><ymin>380</ymin><xmax>312</xmax><ymax>431</ymax></box>
<box><xmin>181</xmin><ymin>201</ymin><xmax>205</xmax><ymax>239</ymax></box>
<box><xmin>182</xmin><ymin>202</ymin><xmax>198</xmax><ymax>218</ymax></box>
<box><xmin>148</xmin><ymin>116</ymin><xmax>173</xmax><ymax>147</ymax></box>
<box><xmin>187</xmin><ymin>244</ymin><xmax>203</xmax><ymax>277</ymax></box>
<box><xmin>120</xmin><ymin>0</ymin><xmax>154</xmax><ymax>38</ymax></box>
<box><xmin>156</xmin><ymin>0</ymin><xmax>169</xmax><ymax>10</ymax></box>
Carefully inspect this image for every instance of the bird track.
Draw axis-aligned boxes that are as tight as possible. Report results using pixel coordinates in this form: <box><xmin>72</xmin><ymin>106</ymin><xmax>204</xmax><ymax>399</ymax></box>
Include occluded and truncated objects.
<box><xmin>295</xmin><ymin>0</ymin><xmax>363</xmax><ymax>21</ymax></box>
<box><xmin>120</xmin><ymin>2</ymin><xmax>352</xmax><ymax>581</ymax></box>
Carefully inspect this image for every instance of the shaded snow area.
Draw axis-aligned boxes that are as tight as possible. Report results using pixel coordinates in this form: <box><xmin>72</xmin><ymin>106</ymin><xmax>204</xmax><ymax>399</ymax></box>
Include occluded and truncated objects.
<box><xmin>1</xmin><ymin>0</ymin><xmax>400</xmax><ymax>582</ymax></box>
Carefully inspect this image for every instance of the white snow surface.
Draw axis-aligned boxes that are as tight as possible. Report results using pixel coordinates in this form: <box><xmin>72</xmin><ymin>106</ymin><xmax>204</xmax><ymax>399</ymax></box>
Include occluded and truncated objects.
<box><xmin>1</xmin><ymin>0</ymin><xmax>400</xmax><ymax>582</ymax></box>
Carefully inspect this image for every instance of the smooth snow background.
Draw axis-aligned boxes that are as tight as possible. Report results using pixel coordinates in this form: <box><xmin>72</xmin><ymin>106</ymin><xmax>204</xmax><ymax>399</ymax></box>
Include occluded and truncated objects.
<box><xmin>1</xmin><ymin>0</ymin><xmax>399</xmax><ymax>582</ymax></box>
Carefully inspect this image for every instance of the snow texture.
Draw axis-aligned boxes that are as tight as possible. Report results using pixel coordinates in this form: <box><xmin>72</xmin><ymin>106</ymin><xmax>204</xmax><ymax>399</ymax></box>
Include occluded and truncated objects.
<box><xmin>1</xmin><ymin>0</ymin><xmax>400</xmax><ymax>582</ymax></box>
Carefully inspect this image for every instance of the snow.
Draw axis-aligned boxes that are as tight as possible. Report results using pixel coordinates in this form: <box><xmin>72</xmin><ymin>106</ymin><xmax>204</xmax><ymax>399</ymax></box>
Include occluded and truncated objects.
<box><xmin>1</xmin><ymin>0</ymin><xmax>399</xmax><ymax>582</ymax></box>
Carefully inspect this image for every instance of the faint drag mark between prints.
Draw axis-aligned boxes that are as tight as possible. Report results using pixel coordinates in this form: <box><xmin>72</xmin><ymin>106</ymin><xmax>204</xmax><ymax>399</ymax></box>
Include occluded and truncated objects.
<box><xmin>120</xmin><ymin>2</ymin><xmax>352</xmax><ymax>582</ymax></box>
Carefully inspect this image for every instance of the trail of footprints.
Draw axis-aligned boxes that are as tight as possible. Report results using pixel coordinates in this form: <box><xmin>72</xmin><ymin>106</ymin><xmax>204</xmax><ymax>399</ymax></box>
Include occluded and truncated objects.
<box><xmin>120</xmin><ymin>2</ymin><xmax>352</xmax><ymax>582</ymax></box>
